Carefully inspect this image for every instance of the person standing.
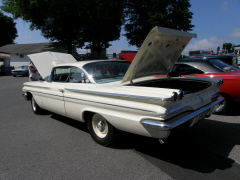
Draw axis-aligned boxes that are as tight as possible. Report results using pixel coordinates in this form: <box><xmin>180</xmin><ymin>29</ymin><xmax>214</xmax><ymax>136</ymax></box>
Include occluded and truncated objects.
<box><xmin>28</xmin><ymin>61</ymin><xmax>39</xmax><ymax>81</ymax></box>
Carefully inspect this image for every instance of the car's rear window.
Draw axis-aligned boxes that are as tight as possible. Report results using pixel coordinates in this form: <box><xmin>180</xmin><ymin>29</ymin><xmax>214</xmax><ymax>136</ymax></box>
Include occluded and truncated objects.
<box><xmin>210</xmin><ymin>60</ymin><xmax>239</xmax><ymax>72</ymax></box>
<box><xmin>83</xmin><ymin>61</ymin><xmax>131</xmax><ymax>83</ymax></box>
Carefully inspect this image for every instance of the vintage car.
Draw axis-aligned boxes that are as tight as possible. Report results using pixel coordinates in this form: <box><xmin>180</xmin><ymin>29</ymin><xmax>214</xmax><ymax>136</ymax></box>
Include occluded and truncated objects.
<box><xmin>22</xmin><ymin>27</ymin><xmax>223</xmax><ymax>146</ymax></box>
<box><xmin>188</xmin><ymin>50</ymin><xmax>239</xmax><ymax>68</ymax></box>
<box><xmin>169</xmin><ymin>58</ymin><xmax>240</xmax><ymax>114</ymax></box>
<box><xmin>12</xmin><ymin>65</ymin><xmax>29</xmax><ymax>77</ymax></box>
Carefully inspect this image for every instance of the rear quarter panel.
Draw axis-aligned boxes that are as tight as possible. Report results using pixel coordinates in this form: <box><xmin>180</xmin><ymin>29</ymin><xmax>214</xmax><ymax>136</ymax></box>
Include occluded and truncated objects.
<box><xmin>183</xmin><ymin>73</ymin><xmax>240</xmax><ymax>102</ymax></box>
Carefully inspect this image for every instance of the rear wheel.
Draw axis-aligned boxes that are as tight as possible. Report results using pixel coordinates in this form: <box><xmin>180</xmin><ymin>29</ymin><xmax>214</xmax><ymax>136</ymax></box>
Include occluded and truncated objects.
<box><xmin>214</xmin><ymin>94</ymin><xmax>232</xmax><ymax>115</ymax></box>
<box><xmin>31</xmin><ymin>96</ymin><xmax>44</xmax><ymax>115</ymax></box>
<box><xmin>13</xmin><ymin>75</ymin><xmax>16</xmax><ymax>77</ymax></box>
<box><xmin>87</xmin><ymin>113</ymin><xmax>117</xmax><ymax>146</ymax></box>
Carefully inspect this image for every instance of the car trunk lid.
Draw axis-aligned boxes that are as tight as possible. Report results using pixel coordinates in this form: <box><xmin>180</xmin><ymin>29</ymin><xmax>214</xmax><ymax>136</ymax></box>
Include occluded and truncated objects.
<box><xmin>121</xmin><ymin>26</ymin><xmax>197</xmax><ymax>84</ymax></box>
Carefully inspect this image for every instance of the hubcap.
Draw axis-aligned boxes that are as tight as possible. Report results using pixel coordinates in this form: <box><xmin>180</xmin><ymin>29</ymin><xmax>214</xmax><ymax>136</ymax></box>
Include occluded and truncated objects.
<box><xmin>215</xmin><ymin>100</ymin><xmax>225</xmax><ymax>112</ymax></box>
<box><xmin>92</xmin><ymin>114</ymin><xmax>108</xmax><ymax>138</ymax></box>
<box><xmin>97</xmin><ymin>118</ymin><xmax>106</xmax><ymax>132</ymax></box>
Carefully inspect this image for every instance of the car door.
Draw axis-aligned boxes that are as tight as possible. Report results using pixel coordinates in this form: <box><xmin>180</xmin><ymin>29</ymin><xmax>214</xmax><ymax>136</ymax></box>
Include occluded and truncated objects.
<box><xmin>63</xmin><ymin>67</ymin><xmax>92</xmax><ymax>121</ymax></box>
<box><xmin>40</xmin><ymin>66</ymin><xmax>71</xmax><ymax>115</ymax></box>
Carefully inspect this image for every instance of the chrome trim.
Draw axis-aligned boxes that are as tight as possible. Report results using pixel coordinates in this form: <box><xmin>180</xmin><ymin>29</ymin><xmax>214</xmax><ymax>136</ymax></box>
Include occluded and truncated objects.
<box><xmin>164</xmin><ymin>104</ymin><xmax>183</xmax><ymax>116</ymax></box>
<box><xmin>22</xmin><ymin>93</ymin><xmax>31</xmax><ymax>101</ymax></box>
<box><xmin>23</xmin><ymin>90</ymin><xmax>63</xmax><ymax>98</ymax></box>
<box><xmin>141</xmin><ymin>97</ymin><xmax>224</xmax><ymax>139</ymax></box>
<box><xmin>171</xmin><ymin>92</ymin><xmax>178</xmax><ymax>102</ymax></box>
<box><xmin>217</xmin><ymin>79</ymin><xmax>224</xmax><ymax>86</ymax></box>
<box><xmin>177</xmin><ymin>90</ymin><xmax>184</xmax><ymax>100</ymax></box>
<box><xmin>64</xmin><ymin>96</ymin><xmax>156</xmax><ymax>113</ymax></box>
<box><xmin>23</xmin><ymin>90</ymin><xmax>156</xmax><ymax>113</ymax></box>
<box><xmin>65</xmin><ymin>88</ymin><xmax>172</xmax><ymax>101</ymax></box>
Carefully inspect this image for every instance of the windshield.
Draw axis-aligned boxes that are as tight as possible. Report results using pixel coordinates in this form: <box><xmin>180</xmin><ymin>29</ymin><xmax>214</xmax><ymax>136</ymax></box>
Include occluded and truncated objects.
<box><xmin>210</xmin><ymin>60</ymin><xmax>239</xmax><ymax>72</ymax></box>
<box><xmin>83</xmin><ymin>61</ymin><xmax>131</xmax><ymax>83</ymax></box>
<box><xmin>18</xmin><ymin>65</ymin><xmax>28</xmax><ymax>70</ymax></box>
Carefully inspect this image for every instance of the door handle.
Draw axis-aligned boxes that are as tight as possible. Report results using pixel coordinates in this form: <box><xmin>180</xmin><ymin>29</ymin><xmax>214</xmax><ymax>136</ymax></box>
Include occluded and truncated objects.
<box><xmin>59</xmin><ymin>89</ymin><xmax>64</xmax><ymax>93</ymax></box>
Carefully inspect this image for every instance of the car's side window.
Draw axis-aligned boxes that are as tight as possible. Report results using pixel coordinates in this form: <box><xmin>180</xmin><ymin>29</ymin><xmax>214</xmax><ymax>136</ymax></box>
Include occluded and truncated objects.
<box><xmin>178</xmin><ymin>64</ymin><xmax>204</xmax><ymax>75</ymax></box>
<box><xmin>69</xmin><ymin>67</ymin><xmax>89</xmax><ymax>83</ymax></box>
<box><xmin>170</xmin><ymin>64</ymin><xmax>204</xmax><ymax>76</ymax></box>
<box><xmin>52</xmin><ymin>67</ymin><xmax>71</xmax><ymax>82</ymax></box>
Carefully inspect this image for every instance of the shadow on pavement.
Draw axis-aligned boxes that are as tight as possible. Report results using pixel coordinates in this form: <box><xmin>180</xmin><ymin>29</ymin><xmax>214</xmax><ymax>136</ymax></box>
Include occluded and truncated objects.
<box><xmin>188</xmin><ymin>118</ymin><xmax>240</xmax><ymax>162</ymax></box>
<box><xmin>50</xmin><ymin>113</ymin><xmax>89</xmax><ymax>133</ymax></box>
<box><xmin>48</xmin><ymin>112</ymin><xmax>240</xmax><ymax>175</ymax></box>
<box><xmin>114</xmin><ymin>132</ymin><xmax>235</xmax><ymax>174</ymax></box>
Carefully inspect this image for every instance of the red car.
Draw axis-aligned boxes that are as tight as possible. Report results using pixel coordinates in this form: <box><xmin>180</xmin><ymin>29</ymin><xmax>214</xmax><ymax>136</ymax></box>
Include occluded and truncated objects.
<box><xmin>169</xmin><ymin>58</ymin><xmax>240</xmax><ymax>114</ymax></box>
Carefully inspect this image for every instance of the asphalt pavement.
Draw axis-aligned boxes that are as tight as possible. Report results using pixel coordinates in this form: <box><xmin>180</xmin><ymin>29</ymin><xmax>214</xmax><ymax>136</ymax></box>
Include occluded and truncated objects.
<box><xmin>0</xmin><ymin>75</ymin><xmax>240</xmax><ymax>180</ymax></box>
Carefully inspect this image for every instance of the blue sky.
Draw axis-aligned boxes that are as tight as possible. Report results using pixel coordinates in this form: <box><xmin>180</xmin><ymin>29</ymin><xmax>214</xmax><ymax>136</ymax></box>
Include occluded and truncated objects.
<box><xmin>1</xmin><ymin>0</ymin><xmax>240</xmax><ymax>55</ymax></box>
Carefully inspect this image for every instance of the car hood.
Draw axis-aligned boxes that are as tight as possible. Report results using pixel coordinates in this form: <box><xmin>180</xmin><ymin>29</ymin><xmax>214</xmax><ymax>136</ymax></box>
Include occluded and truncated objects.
<box><xmin>121</xmin><ymin>26</ymin><xmax>197</xmax><ymax>84</ymax></box>
<box><xmin>27</xmin><ymin>52</ymin><xmax>77</xmax><ymax>79</ymax></box>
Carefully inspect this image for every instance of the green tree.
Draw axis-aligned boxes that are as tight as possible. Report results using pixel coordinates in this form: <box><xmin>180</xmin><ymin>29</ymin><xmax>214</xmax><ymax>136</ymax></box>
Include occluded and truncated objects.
<box><xmin>217</xmin><ymin>46</ymin><xmax>220</xmax><ymax>54</ymax></box>
<box><xmin>1</xmin><ymin>0</ymin><xmax>124</xmax><ymax>56</ymax></box>
<box><xmin>82</xmin><ymin>0</ymin><xmax>124</xmax><ymax>57</ymax></box>
<box><xmin>222</xmin><ymin>43</ymin><xmax>234</xmax><ymax>54</ymax></box>
<box><xmin>0</xmin><ymin>11</ymin><xmax>18</xmax><ymax>47</ymax></box>
<box><xmin>124</xmin><ymin>0</ymin><xmax>194</xmax><ymax>48</ymax></box>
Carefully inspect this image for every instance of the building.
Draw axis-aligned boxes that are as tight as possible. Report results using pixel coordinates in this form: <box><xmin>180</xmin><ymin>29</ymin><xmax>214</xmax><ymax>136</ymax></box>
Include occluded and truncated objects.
<box><xmin>234</xmin><ymin>45</ymin><xmax>240</xmax><ymax>54</ymax></box>
<box><xmin>0</xmin><ymin>42</ymin><xmax>66</xmax><ymax>68</ymax></box>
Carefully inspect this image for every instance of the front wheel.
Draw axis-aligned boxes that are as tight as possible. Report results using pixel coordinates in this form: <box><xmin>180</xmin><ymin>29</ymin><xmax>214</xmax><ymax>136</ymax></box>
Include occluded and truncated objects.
<box><xmin>31</xmin><ymin>96</ymin><xmax>44</xmax><ymax>115</ymax></box>
<box><xmin>214</xmin><ymin>94</ymin><xmax>233</xmax><ymax>115</ymax></box>
<box><xmin>87</xmin><ymin>113</ymin><xmax>117</xmax><ymax>146</ymax></box>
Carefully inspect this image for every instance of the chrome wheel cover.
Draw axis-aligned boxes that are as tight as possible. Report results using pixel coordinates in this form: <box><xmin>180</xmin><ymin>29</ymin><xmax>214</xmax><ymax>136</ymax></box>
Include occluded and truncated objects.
<box><xmin>92</xmin><ymin>114</ymin><xmax>108</xmax><ymax>138</ymax></box>
<box><xmin>215</xmin><ymin>100</ymin><xmax>225</xmax><ymax>113</ymax></box>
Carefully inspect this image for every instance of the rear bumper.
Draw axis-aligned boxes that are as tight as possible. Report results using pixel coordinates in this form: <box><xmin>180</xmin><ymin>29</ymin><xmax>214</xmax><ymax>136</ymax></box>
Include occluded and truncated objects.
<box><xmin>141</xmin><ymin>97</ymin><xmax>224</xmax><ymax>139</ymax></box>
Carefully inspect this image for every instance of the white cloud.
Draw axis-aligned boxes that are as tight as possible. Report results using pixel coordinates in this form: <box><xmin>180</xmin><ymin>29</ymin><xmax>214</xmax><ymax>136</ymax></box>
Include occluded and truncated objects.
<box><xmin>221</xmin><ymin>1</ymin><xmax>229</xmax><ymax>11</ymax></box>
<box><xmin>24</xmin><ymin>35</ymin><xmax>32</xmax><ymax>39</ymax></box>
<box><xmin>183</xmin><ymin>37</ymin><xmax>224</xmax><ymax>55</ymax></box>
<box><xmin>229</xmin><ymin>28</ymin><xmax>240</xmax><ymax>37</ymax></box>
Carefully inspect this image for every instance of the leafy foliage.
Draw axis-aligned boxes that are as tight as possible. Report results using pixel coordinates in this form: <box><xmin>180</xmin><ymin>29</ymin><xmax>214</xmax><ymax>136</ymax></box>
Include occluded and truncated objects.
<box><xmin>82</xmin><ymin>0</ymin><xmax>124</xmax><ymax>55</ymax></box>
<box><xmin>1</xmin><ymin>0</ymin><xmax>124</xmax><ymax>55</ymax></box>
<box><xmin>0</xmin><ymin>11</ymin><xmax>18</xmax><ymax>46</ymax></box>
<box><xmin>223</xmin><ymin>43</ymin><xmax>234</xmax><ymax>53</ymax></box>
<box><xmin>124</xmin><ymin>0</ymin><xmax>194</xmax><ymax>48</ymax></box>
<box><xmin>1</xmin><ymin>0</ymin><xmax>194</xmax><ymax>54</ymax></box>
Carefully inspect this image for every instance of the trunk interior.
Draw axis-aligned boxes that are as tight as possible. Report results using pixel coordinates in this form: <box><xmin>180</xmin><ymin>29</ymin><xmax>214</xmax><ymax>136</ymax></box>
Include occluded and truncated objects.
<box><xmin>131</xmin><ymin>79</ymin><xmax>212</xmax><ymax>95</ymax></box>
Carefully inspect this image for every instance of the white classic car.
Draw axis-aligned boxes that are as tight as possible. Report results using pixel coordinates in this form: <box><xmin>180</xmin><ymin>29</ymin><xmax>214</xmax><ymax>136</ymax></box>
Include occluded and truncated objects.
<box><xmin>22</xmin><ymin>27</ymin><xmax>224</xmax><ymax>146</ymax></box>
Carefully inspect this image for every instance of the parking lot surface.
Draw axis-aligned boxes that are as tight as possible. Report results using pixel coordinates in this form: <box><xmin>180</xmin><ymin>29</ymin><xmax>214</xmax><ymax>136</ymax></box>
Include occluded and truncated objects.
<box><xmin>1</xmin><ymin>76</ymin><xmax>240</xmax><ymax>180</ymax></box>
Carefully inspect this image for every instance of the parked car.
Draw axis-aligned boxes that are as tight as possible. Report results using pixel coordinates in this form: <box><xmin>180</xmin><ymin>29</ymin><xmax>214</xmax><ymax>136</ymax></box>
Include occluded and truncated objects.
<box><xmin>11</xmin><ymin>65</ymin><xmax>29</xmax><ymax>77</ymax></box>
<box><xmin>169</xmin><ymin>58</ymin><xmax>240</xmax><ymax>114</ymax></box>
<box><xmin>22</xmin><ymin>27</ymin><xmax>223</xmax><ymax>146</ymax></box>
<box><xmin>185</xmin><ymin>54</ymin><xmax>239</xmax><ymax>68</ymax></box>
<box><xmin>0</xmin><ymin>65</ymin><xmax>3</xmax><ymax>76</ymax></box>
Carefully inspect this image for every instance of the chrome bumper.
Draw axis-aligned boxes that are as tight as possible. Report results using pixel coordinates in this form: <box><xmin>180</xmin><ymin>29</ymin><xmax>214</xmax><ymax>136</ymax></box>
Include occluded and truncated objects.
<box><xmin>141</xmin><ymin>97</ymin><xmax>224</xmax><ymax>139</ymax></box>
<box><xmin>22</xmin><ymin>93</ymin><xmax>31</xmax><ymax>101</ymax></box>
